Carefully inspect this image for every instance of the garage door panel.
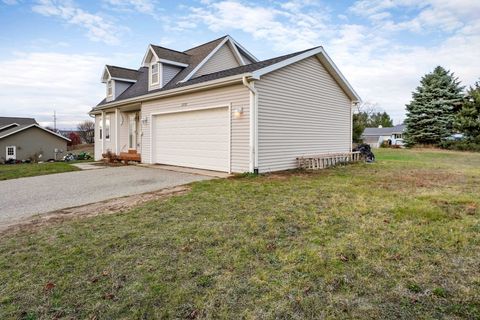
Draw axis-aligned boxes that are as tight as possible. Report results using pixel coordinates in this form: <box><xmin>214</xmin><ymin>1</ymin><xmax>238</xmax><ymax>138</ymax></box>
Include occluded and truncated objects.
<box><xmin>153</xmin><ymin>107</ymin><xmax>229</xmax><ymax>172</ymax></box>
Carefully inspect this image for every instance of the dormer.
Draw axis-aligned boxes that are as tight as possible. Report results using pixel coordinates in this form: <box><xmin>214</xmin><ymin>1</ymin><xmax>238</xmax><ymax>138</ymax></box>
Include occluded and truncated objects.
<box><xmin>142</xmin><ymin>45</ymin><xmax>190</xmax><ymax>91</ymax></box>
<box><xmin>101</xmin><ymin>65</ymin><xmax>138</xmax><ymax>102</ymax></box>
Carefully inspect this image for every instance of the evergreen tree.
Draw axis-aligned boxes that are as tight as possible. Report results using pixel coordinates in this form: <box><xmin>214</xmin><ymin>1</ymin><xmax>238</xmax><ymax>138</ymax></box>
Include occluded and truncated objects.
<box><xmin>369</xmin><ymin>112</ymin><xmax>393</xmax><ymax>128</ymax></box>
<box><xmin>455</xmin><ymin>81</ymin><xmax>480</xmax><ymax>142</ymax></box>
<box><xmin>404</xmin><ymin>66</ymin><xmax>464</xmax><ymax>146</ymax></box>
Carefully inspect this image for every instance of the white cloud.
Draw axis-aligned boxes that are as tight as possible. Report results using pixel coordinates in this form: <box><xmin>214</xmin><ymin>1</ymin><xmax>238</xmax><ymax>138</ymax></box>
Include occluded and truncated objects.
<box><xmin>102</xmin><ymin>0</ymin><xmax>162</xmax><ymax>19</ymax></box>
<box><xmin>180</xmin><ymin>1</ymin><xmax>330</xmax><ymax>52</ymax></box>
<box><xmin>32</xmin><ymin>0</ymin><xmax>124</xmax><ymax>45</ymax></box>
<box><xmin>2</xmin><ymin>0</ymin><xmax>20</xmax><ymax>5</ymax></box>
<box><xmin>0</xmin><ymin>52</ymin><xmax>107</xmax><ymax>129</ymax></box>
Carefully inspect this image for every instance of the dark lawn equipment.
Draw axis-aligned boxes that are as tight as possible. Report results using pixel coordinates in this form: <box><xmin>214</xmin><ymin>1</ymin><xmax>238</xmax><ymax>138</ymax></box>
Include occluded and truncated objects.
<box><xmin>354</xmin><ymin>144</ymin><xmax>376</xmax><ymax>163</ymax></box>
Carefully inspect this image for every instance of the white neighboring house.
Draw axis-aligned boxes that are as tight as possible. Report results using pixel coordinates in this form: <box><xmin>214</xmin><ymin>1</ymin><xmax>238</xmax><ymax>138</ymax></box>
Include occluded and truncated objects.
<box><xmin>89</xmin><ymin>35</ymin><xmax>361</xmax><ymax>173</ymax></box>
<box><xmin>362</xmin><ymin>124</ymin><xmax>406</xmax><ymax>148</ymax></box>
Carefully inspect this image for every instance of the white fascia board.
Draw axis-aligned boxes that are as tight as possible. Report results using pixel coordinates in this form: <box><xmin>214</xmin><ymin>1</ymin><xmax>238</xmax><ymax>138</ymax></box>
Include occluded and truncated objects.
<box><xmin>90</xmin><ymin>73</ymin><xmax>250</xmax><ymax>114</ymax></box>
<box><xmin>251</xmin><ymin>47</ymin><xmax>361</xmax><ymax>102</ymax></box>
<box><xmin>141</xmin><ymin>45</ymin><xmax>160</xmax><ymax>67</ymax></box>
<box><xmin>158</xmin><ymin>58</ymin><xmax>188</xmax><ymax>68</ymax></box>
<box><xmin>0</xmin><ymin>124</ymin><xmax>71</xmax><ymax>141</ymax></box>
<box><xmin>180</xmin><ymin>36</ymin><xmax>230</xmax><ymax>83</ymax></box>
<box><xmin>227</xmin><ymin>40</ymin><xmax>245</xmax><ymax>65</ymax></box>
<box><xmin>101</xmin><ymin>66</ymin><xmax>111</xmax><ymax>83</ymax></box>
<box><xmin>230</xmin><ymin>37</ymin><xmax>259</xmax><ymax>62</ymax></box>
<box><xmin>111</xmin><ymin>77</ymin><xmax>137</xmax><ymax>83</ymax></box>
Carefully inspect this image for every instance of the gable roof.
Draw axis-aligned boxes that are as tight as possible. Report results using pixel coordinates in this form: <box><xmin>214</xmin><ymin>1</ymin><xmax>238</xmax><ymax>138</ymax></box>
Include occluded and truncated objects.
<box><xmin>94</xmin><ymin>48</ymin><xmax>313</xmax><ymax>109</ymax></box>
<box><xmin>150</xmin><ymin>45</ymin><xmax>191</xmax><ymax>65</ymax></box>
<box><xmin>104</xmin><ymin>65</ymin><xmax>138</xmax><ymax>82</ymax></box>
<box><xmin>93</xmin><ymin>39</ymin><xmax>361</xmax><ymax>111</ymax></box>
<box><xmin>0</xmin><ymin>124</ymin><xmax>70</xmax><ymax>141</ymax></box>
<box><xmin>0</xmin><ymin>117</ymin><xmax>37</xmax><ymax>128</ymax></box>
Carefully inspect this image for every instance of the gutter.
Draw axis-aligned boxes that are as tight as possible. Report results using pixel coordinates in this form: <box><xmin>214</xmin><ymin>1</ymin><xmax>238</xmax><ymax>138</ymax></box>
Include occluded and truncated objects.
<box><xmin>242</xmin><ymin>76</ymin><xmax>259</xmax><ymax>174</ymax></box>
<box><xmin>90</xmin><ymin>74</ymin><xmax>250</xmax><ymax>115</ymax></box>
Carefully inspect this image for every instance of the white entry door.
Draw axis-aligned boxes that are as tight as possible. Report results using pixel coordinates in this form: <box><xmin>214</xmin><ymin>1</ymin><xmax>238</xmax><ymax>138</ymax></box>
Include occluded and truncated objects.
<box><xmin>153</xmin><ymin>107</ymin><xmax>229</xmax><ymax>172</ymax></box>
<box><xmin>6</xmin><ymin>146</ymin><xmax>16</xmax><ymax>160</ymax></box>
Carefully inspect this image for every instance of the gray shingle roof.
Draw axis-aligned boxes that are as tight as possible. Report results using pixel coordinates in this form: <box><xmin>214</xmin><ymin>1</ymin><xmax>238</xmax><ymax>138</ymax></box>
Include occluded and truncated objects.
<box><xmin>362</xmin><ymin>124</ymin><xmax>405</xmax><ymax>136</ymax></box>
<box><xmin>0</xmin><ymin>117</ymin><xmax>37</xmax><ymax>128</ymax></box>
<box><xmin>150</xmin><ymin>45</ymin><xmax>191</xmax><ymax>64</ymax></box>
<box><xmin>106</xmin><ymin>65</ymin><xmax>138</xmax><ymax>81</ymax></box>
<box><xmin>94</xmin><ymin>46</ymin><xmax>316</xmax><ymax>109</ymax></box>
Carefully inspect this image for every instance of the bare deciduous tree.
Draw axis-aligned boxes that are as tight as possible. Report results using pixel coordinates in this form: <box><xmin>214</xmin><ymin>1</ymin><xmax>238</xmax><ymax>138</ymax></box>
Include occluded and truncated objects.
<box><xmin>77</xmin><ymin>120</ymin><xmax>95</xmax><ymax>144</ymax></box>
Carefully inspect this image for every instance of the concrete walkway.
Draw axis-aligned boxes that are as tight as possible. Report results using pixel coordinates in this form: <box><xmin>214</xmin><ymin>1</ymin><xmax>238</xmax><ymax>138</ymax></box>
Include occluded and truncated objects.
<box><xmin>0</xmin><ymin>166</ymin><xmax>212</xmax><ymax>229</ymax></box>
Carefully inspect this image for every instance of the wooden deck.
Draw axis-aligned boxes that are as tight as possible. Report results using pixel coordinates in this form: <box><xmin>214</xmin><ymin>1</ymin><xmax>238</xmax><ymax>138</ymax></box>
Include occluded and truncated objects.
<box><xmin>297</xmin><ymin>151</ymin><xmax>363</xmax><ymax>170</ymax></box>
<box><xmin>119</xmin><ymin>150</ymin><xmax>141</xmax><ymax>163</ymax></box>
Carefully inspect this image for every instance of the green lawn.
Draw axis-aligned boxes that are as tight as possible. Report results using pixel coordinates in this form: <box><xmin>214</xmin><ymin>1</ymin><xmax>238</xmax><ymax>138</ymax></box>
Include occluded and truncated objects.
<box><xmin>1</xmin><ymin>149</ymin><xmax>479</xmax><ymax>319</ymax></box>
<box><xmin>0</xmin><ymin>162</ymin><xmax>80</xmax><ymax>180</ymax></box>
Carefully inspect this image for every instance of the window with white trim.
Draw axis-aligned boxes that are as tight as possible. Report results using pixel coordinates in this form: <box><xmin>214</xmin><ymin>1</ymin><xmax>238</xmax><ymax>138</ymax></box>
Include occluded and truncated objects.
<box><xmin>105</xmin><ymin>114</ymin><xmax>111</xmax><ymax>140</ymax></box>
<box><xmin>107</xmin><ymin>80</ymin><xmax>113</xmax><ymax>97</ymax></box>
<box><xmin>98</xmin><ymin>115</ymin><xmax>103</xmax><ymax>140</ymax></box>
<box><xmin>7</xmin><ymin>146</ymin><xmax>14</xmax><ymax>156</ymax></box>
<box><xmin>151</xmin><ymin>63</ymin><xmax>159</xmax><ymax>85</ymax></box>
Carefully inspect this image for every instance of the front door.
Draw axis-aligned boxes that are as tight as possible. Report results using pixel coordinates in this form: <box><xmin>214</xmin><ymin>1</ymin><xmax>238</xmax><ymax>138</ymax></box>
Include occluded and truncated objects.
<box><xmin>128</xmin><ymin>114</ymin><xmax>137</xmax><ymax>150</ymax></box>
<box><xmin>6</xmin><ymin>146</ymin><xmax>16</xmax><ymax>160</ymax></box>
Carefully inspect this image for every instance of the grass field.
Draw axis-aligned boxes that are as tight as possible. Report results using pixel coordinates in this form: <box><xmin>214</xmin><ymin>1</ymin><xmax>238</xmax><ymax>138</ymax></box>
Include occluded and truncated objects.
<box><xmin>0</xmin><ymin>162</ymin><xmax>79</xmax><ymax>181</ymax></box>
<box><xmin>0</xmin><ymin>149</ymin><xmax>479</xmax><ymax>319</ymax></box>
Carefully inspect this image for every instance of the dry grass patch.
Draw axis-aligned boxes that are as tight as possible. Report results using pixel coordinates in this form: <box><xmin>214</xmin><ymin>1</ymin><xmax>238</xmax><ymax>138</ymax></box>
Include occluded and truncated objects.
<box><xmin>0</xmin><ymin>148</ymin><xmax>479</xmax><ymax>319</ymax></box>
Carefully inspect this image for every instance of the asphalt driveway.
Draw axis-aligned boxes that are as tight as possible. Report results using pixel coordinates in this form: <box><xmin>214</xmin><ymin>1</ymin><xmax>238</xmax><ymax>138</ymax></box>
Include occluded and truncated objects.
<box><xmin>0</xmin><ymin>166</ymin><xmax>211</xmax><ymax>229</ymax></box>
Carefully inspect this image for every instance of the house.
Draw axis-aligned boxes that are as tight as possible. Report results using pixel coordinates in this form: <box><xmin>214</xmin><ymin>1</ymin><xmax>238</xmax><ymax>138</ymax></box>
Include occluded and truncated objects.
<box><xmin>89</xmin><ymin>35</ymin><xmax>361</xmax><ymax>173</ymax></box>
<box><xmin>361</xmin><ymin>124</ymin><xmax>406</xmax><ymax>148</ymax></box>
<box><xmin>0</xmin><ymin>117</ymin><xmax>70</xmax><ymax>163</ymax></box>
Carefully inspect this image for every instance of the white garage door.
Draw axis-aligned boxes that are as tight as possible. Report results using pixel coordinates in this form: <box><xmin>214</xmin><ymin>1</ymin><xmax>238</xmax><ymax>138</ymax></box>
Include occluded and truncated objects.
<box><xmin>153</xmin><ymin>107</ymin><xmax>229</xmax><ymax>172</ymax></box>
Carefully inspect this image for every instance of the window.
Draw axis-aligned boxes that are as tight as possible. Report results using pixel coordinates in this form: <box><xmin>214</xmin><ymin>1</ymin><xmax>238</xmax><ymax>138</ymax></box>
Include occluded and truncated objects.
<box><xmin>98</xmin><ymin>115</ymin><xmax>103</xmax><ymax>140</ymax></box>
<box><xmin>105</xmin><ymin>114</ymin><xmax>111</xmax><ymax>140</ymax></box>
<box><xmin>107</xmin><ymin>80</ymin><xmax>113</xmax><ymax>97</ymax></box>
<box><xmin>7</xmin><ymin>146</ymin><xmax>14</xmax><ymax>156</ymax></box>
<box><xmin>151</xmin><ymin>63</ymin><xmax>159</xmax><ymax>85</ymax></box>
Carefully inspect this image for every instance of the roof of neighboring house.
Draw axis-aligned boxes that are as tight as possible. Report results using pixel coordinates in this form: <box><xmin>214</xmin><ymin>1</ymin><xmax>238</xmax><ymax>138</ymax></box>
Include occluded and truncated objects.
<box><xmin>0</xmin><ymin>124</ymin><xmax>71</xmax><ymax>141</ymax></box>
<box><xmin>0</xmin><ymin>117</ymin><xmax>37</xmax><ymax>128</ymax></box>
<box><xmin>362</xmin><ymin>124</ymin><xmax>406</xmax><ymax>137</ymax></box>
<box><xmin>94</xmin><ymin>47</ymin><xmax>317</xmax><ymax>108</ymax></box>
<box><xmin>392</xmin><ymin>124</ymin><xmax>406</xmax><ymax>133</ymax></box>
<box><xmin>105</xmin><ymin>65</ymin><xmax>139</xmax><ymax>81</ymax></box>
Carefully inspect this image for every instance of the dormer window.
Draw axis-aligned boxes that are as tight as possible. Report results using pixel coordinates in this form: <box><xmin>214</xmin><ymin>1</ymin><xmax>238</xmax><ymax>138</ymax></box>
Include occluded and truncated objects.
<box><xmin>151</xmin><ymin>63</ymin><xmax>159</xmax><ymax>85</ymax></box>
<box><xmin>107</xmin><ymin>80</ymin><xmax>113</xmax><ymax>97</ymax></box>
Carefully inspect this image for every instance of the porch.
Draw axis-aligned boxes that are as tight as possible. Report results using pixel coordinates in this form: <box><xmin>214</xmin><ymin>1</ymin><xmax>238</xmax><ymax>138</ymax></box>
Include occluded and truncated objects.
<box><xmin>95</xmin><ymin>103</ymin><xmax>142</xmax><ymax>162</ymax></box>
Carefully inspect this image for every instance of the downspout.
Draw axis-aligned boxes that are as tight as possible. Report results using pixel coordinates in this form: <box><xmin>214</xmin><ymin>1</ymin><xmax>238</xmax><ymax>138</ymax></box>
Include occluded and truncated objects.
<box><xmin>242</xmin><ymin>76</ymin><xmax>259</xmax><ymax>174</ymax></box>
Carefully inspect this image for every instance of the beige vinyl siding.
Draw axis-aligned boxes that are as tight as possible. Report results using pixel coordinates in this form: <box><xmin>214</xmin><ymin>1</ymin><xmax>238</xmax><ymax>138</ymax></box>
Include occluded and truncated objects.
<box><xmin>141</xmin><ymin>84</ymin><xmax>250</xmax><ymax>173</ymax></box>
<box><xmin>163</xmin><ymin>64</ymin><xmax>182</xmax><ymax>86</ymax></box>
<box><xmin>255</xmin><ymin>56</ymin><xmax>352</xmax><ymax>173</ymax></box>
<box><xmin>194</xmin><ymin>44</ymin><xmax>241</xmax><ymax>78</ymax></box>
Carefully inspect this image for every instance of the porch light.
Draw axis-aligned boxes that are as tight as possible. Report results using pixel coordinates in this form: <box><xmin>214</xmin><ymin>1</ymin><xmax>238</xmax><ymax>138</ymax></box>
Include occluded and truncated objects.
<box><xmin>233</xmin><ymin>107</ymin><xmax>243</xmax><ymax>118</ymax></box>
<box><xmin>141</xmin><ymin>116</ymin><xmax>148</xmax><ymax>125</ymax></box>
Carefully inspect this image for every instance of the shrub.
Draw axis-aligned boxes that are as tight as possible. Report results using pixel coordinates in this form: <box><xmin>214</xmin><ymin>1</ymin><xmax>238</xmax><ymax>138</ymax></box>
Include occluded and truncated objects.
<box><xmin>438</xmin><ymin>140</ymin><xmax>480</xmax><ymax>152</ymax></box>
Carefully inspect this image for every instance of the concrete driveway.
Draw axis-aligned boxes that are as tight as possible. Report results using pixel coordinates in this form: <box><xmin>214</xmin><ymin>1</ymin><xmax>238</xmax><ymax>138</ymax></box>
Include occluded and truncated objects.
<box><xmin>0</xmin><ymin>166</ymin><xmax>212</xmax><ymax>228</ymax></box>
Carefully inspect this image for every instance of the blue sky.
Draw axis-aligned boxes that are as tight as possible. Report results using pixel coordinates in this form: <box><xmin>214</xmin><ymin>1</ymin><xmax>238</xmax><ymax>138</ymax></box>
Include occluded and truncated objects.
<box><xmin>1</xmin><ymin>0</ymin><xmax>479</xmax><ymax>129</ymax></box>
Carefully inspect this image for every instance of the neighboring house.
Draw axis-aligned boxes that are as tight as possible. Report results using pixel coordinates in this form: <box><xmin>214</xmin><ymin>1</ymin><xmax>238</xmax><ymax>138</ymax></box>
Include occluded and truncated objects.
<box><xmin>0</xmin><ymin>117</ymin><xmax>70</xmax><ymax>163</ymax></box>
<box><xmin>362</xmin><ymin>124</ymin><xmax>406</xmax><ymax>148</ymax></box>
<box><xmin>90</xmin><ymin>35</ymin><xmax>361</xmax><ymax>173</ymax></box>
